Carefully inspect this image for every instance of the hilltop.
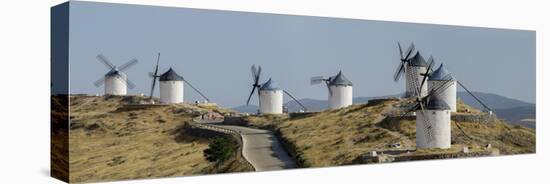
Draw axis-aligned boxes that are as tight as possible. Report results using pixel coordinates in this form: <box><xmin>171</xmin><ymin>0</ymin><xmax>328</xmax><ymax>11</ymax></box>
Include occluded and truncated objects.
<box><xmin>67</xmin><ymin>95</ymin><xmax>248</xmax><ymax>183</ymax></box>
<box><xmin>239</xmin><ymin>98</ymin><xmax>535</xmax><ymax>167</ymax></box>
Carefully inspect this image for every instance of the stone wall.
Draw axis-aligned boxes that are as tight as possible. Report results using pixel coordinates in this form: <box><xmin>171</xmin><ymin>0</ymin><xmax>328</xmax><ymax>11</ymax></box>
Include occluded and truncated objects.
<box><xmin>222</xmin><ymin>117</ymin><xmax>249</xmax><ymax>126</ymax></box>
<box><xmin>288</xmin><ymin>112</ymin><xmax>318</xmax><ymax>119</ymax></box>
<box><xmin>452</xmin><ymin>114</ymin><xmax>498</xmax><ymax>124</ymax></box>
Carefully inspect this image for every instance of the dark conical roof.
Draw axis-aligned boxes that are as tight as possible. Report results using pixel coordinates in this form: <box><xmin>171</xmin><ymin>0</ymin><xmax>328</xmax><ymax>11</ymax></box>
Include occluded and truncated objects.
<box><xmin>159</xmin><ymin>68</ymin><xmax>184</xmax><ymax>81</ymax></box>
<box><xmin>105</xmin><ymin>68</ymin><xmax>126</xmax><ymax>78</ymax></box>
<box><xmin>408</xmin><ymin>52</ymin><xmax>428</xmax><ymax>67</ymax></box>
<box><xmin>429</xmin><ymin>63</ymin><xmax>455</xmax><ymax>81</ymax></box>
<box><xmin>328</xmin><ymin>71</ymin><xmax>352</xmax><ymax>86</ymax></box>
<box><xmin>426</xmin><ymin>97</ymin><xmax>451</xmax><ymax>110</ymax></box>
<box><xmin>259</xmin><ymin>78</ymin><xmax>281</xmax><ymax>91</ymax></box>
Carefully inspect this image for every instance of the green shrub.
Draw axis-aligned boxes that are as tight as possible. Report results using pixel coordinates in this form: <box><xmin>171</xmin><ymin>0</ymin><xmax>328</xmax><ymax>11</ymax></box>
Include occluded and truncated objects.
<box><xmin>203</xmin><ymin>136</ymin><xmax>236</xmax><ymax>164</ymax></box>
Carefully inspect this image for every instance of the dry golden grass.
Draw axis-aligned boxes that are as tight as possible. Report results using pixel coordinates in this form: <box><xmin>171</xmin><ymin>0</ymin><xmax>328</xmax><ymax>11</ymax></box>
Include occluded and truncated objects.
<box><xmin>68</xmin><ymin>96</ymin><xmax>239</xmax><ymax>183</ymax></box>
<box><xmin>51</xmin><ymin>96</ymin><xmax>69</xmax><ymax>182</ymax></box>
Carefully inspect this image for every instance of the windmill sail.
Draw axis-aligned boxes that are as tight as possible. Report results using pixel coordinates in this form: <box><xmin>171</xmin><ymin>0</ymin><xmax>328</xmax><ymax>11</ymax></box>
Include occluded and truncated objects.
<box><xmin>246</xmin><ymin>64</ymin><xmax>262</xmax><ymax>106</ymax></box>
<box><xmin>149</xmin><ymin>53</ymin><xmax>161</xmax><ymax>98</ymax></box>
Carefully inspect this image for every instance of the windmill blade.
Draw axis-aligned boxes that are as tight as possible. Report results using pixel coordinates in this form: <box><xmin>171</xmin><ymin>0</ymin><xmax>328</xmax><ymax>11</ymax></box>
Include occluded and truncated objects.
<box><xmin>426</xmin><ymin>56</ymin><xmax>435</xmax><ymax>73</ymax></box>
<box><xmin>149</xmin><ymin>53</ymin><xmax>161</xmax><ymax>98</ymax></box>
<box><xmin>310</xmin><ymin>76</ymin><xmax>326</xmax><ymax>85</ymax></box>
<box><xmin>398</xmin><ymin>42</ymin><xmax>404</xmax><ymax>59</ymax></box>
<box><xmin>404</xmin><ymin>43</ymin><xmax>416</xmax><ymax>60</ymax></box>
<box><xmin>256</xmin><ymin>65</ymin><xmax>262</xmax><ymax>83</ymax></box>
<box><xmin>183</xmin><ymin>79</ymin><xmax>211</xmax><ymax>102</ymax></box>
<box><xmin>93</xmin><ymin>76</ymin><xmax>106</xmax><ymax>87</ymax></box>
<box><xmin>126</xmin><ymin>78</ymin><xmax>136</xmax><ymax>89</ymax></box>
<box><xmin>149</xmin><ymin>77</ymin><xmax>157</xmax><ymax>98</ymax></box>
<box><xmin>411</xmin><ymin>71</ymin><xmax>423</xmax><ymax>99</ymax></box>
<box><xmin>250</xmin><ymin>65</ymin><xmax>257</xmax><ymax>81</ymax></box>
<box><xmin>96</xmin><ymin>54</ymin><xmax>115</xmax><ymax>69</ymax></box>
<box><xmin>393</xmin><ymin>62</ymin><xmax>405</xmax><ymax>82</ymax></box>
<box><xmin>153</xmin><ymin>53</ymin><xmax>160</xmax><ymax>76</ymax></box>
<box><xmin>416</xmin><ymin>90</ymin><xmax>435</xmax><ymax>143</ymax></box>
<box><xmin>419</xmin><ymin>56</ymin><xmax>435</xmax><ymax>90</ymax></box>
<box><xmin>245</xmin><ymin>87</ymin><xmax>257</xmax><ymax>106</ymax></box>
<box><xmin>283</xmin><ymin>90</ymin><xmax>308</xmax><ymax>112</ymax></box>
<box><xmin>119</xmin><ymin>58</ymin><xmax>139</xmax><ymax>71</ymax></box>
<box><xmin>325</xmin><ymin>81</ymin><xmax>333</xmax><ymax>96</ymax></box>
<box><xmin>418</xmin><ymin>106</ymin><xmax>435</xmax><ymax>143</ymax></box>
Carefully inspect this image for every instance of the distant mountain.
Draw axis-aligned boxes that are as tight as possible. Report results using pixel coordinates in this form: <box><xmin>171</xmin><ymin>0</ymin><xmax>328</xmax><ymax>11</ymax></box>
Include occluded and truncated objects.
<box><xmin>493</xmin><ymin>105</ymin><xmax>536</xmax><ymax>129</ymax></box>
<box><xmin>231</xmin><ymin>91</ymin><xmax>536</xmax><ymax>129</ymax></box>
<box><xmin>456</xmin><ymin>91</ymin><xmax>532</xmax><ymax>110</ymax></box>
<box><xmin>231</xmin><ymin>104</ymin><xmax>259</xmax><ymax>113</ymax></box>
<box><xmin>456</xmin><ymin>91</ymin><xmax>535</xmax><ymax>128</ymax></box>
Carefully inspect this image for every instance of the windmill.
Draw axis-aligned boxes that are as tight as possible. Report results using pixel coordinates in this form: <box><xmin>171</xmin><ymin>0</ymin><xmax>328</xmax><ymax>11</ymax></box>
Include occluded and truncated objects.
<box><xmin>246</xmin><ymin>65</ymin><xmax>307</xmax><ymax>114</ymax></box>
<box><xmin>394</xmin><ymin>42</ymin><xmax>429</xmax><ymax>98</ymax></box>
<box><xmin>311</xmin><ymin>71</ymin><xmax>353</xmax><ymax>109</ymax></box>
<box><xmin>399</xmin><ymin>66</ymin><xmax>455</xmax><ymax>149</ymax></box>
<box><xmin>93</xmin><ymin>54</ymin><xmax>138</xmax><ymax>95</ymax></box>
<box><xmin>146</xmin><ymin>53</ymin><xmax>210</xmax><ymax>104</ymax></box>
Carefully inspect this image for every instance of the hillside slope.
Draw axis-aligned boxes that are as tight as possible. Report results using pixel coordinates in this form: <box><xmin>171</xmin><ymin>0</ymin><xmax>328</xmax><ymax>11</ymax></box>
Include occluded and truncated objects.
<box><xmin>68</xmin><ymin>95</ymin><xmax>247</xmax><ymax>183</ymax></box>
<box><xmin>242</xmin><ymin>99</ymin><xmax>535</xmax><ymax>168</ymax></box>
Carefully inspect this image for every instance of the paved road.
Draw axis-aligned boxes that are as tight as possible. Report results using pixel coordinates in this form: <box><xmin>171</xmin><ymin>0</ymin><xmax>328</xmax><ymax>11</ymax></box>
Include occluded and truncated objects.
<box><xmin>207</xmin><ymin>124</ymin><xmax>296</xmax><ymax>171</ymax></box>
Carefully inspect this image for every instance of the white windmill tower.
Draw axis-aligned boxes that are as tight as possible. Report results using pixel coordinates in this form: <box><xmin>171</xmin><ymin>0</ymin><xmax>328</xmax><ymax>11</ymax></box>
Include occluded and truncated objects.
<box><xmin>394</xmin><ymin>43</ymin><xmax>430</xmax><ymax>98</ymax></box>
<box><xmin>158</xmin><ymin>68</ymin><xmax>185</xmax><ymax>104</ymax></box>
<box><xmin>311</xmin><ymin>71</ymin><xmax>353</xmax><ymax>109</ymax></box>
<box><xmin>399</xmin><ymin>68</ymin><xmax>455</xmax><ymax>149</ymax></box>
<box><xmin>416</xmin><ymin>96</ymin><xmax>452</xmax><ymax>148</ymax></box>
<box><xmin>148</xmin><ymin>53</ymin><xmax>210</xmax><ymax>104</ymax></box>
<box><xmin>246</xmin><ymin>65</ymin><xmax>307</xmax><ymax>114</ymax></box>
<box><xmin>93</xmin><ymin>54</ymin><xmax>138</xmax><ymax>95</ymax></box>
<box><xmin>428</xmin><ymin>63</ymin><xmax>457</xmax><ymax>112</ymax></box>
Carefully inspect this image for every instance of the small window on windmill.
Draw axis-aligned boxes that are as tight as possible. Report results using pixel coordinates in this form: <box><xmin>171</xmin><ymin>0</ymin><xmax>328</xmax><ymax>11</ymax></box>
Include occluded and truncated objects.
<box><xmin>432</xmin><ymin>112</ymin><xmax>436</xmax><ymax>115</ymax></box>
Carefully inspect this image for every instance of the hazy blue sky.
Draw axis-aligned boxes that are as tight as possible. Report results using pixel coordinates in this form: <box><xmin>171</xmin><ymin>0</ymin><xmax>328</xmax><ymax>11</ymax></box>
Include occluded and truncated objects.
<box><xmin>67</xmin><ymin>1</ymin><xmax>535</xmax><ymax>108</ymax></box>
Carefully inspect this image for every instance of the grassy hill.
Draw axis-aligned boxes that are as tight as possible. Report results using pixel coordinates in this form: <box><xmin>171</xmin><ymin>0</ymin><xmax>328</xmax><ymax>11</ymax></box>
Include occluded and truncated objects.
<box><xmin>67</xmin><ymin>95</ymin><xmax>248</xmax><ymax>183</ymax></box>
<box><xmin>241</xmin><ymin>98</ymin><xmax>535</xmax><ymax>168</ymax></box>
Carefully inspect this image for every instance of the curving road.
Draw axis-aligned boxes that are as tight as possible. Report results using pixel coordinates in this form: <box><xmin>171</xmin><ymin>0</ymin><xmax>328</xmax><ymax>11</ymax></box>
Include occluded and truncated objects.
<box><xmin>205</xmin><ymin>123</ymin><xmax>296</xmax><ymax>171</ymax></box>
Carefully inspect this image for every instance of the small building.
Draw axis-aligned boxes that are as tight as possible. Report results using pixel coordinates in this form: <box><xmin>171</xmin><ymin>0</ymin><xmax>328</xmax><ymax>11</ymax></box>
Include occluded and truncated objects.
<box><xmin>328</xmin><ymin>71</ymin><xmax>353</xmax><ymax>109</ymax></box>
<box><xmin>159</xmin><ymin>68</ymin><xmax>184</xmax><ymax>104</ymax></box>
